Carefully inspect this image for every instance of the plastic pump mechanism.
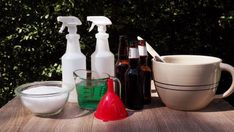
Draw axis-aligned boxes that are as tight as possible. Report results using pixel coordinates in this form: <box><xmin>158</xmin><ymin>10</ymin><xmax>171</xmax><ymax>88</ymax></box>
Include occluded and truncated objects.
<box><xmin>57</xmin><ymin>16</ymin><xmax>82</xmax><ymax>34</ymax></box>
<box><xmin>87</xmin><ymin>16</ymin><xmax>112</xmax><ymax>33</ymax></box>
<box><xmin>95</xmin><ymin>78</ymin><xmax>128</xmax><ymax>122</ymax></box>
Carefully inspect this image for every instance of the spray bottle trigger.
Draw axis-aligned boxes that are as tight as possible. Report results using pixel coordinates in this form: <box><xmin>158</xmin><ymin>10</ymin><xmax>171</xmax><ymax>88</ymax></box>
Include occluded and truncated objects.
<box><xmin>59</xmin><ymin>25</ymin><xmax>66</xmax><ymax>33</ymax></box>
<box><xmin>89</xmin><ymin>23</ymin><xmax>95</xmax><ymax>32</ymax></box>
<box><xmin>57</xmin><ymin>16</ymin><xmax>82</xmax><ymax>34</ymax></box>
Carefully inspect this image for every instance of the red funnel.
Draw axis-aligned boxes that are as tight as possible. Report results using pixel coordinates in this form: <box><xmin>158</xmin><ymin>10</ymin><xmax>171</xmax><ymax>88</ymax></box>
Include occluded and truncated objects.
<box><xmin>94</xmin><ymin>78</ymin><xmax>128</xmax><ymax>121</ymax></box>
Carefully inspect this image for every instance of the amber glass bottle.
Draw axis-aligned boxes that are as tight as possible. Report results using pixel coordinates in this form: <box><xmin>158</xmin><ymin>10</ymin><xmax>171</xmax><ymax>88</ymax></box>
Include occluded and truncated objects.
<box><xmin>115</xmin><ymin>35</ymin><xmax>129</xmax><ymax>104</ymax></box>
<box><xmin>125</xmin><ymin>40</ymin><xmax>144</xmax><ymax>110</ymax></box>
<box><xmin>138</xmin><ymin>40</ymin><xmax>152</xmax><ymax>104</ymax></box>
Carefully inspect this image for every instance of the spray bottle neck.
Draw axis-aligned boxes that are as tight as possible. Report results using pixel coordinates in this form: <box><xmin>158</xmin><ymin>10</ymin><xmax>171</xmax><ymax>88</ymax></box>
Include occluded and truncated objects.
<box><xmin>65</xmin><ymin>34</ymin><xmax>81</xmax><ymax>53</ymax></box>
<box><xmin>97</xmin><ymin>25</ymin><xmax>106</xmax><ymax>33</ymax></box>
<box><xmin>67</xmin><ymin>25</ymin><xmax>77</xmax><ymax>34</ymax></box>
<box><xmin>95</xmin><ymin>33</ymin><xmax>110</xmax><ymax>52</ymax></box>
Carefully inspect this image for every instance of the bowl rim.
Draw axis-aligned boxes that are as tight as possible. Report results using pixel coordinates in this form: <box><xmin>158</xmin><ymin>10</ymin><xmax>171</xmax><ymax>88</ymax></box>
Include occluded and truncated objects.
<box><xmin>14</xmin><ymin>81</ymin><xmax>69</xmax><ymax>97</ymax></box>
<box><xmin>152</xmin><ymin>55</ymin><xmax>222</xmax><ymax>65</ymax></box>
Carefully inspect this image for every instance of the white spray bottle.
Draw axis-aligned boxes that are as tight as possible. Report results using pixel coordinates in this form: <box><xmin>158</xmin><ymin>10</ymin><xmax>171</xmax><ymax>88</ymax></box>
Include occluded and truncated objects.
<box><xmin>57</xmin><ymin>16</ymin><xmax>86</xmax><ymax>102</ymax></box>
<box><xmin>87</xmin><ymin>16</ymin><xmax>114</xmax><ymax>76</ymax></box>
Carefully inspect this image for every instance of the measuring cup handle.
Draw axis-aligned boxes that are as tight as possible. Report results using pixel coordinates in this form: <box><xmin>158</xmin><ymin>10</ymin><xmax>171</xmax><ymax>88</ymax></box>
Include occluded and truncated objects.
<box><xmin>214</xmin><ymin>63</ymin><xmax>234</xmax><ymax>99</ymax></box>
<box><xmin>110</xmin><ymin>76</ymin><xmax>122</xmax><ymax>97</ymax></box>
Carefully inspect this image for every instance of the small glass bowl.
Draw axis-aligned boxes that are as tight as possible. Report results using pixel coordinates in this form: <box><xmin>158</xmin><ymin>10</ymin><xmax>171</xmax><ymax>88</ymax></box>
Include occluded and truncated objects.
<box><xmin>15</xmin><ymin>81</ymin><xmax>70</xmax><ymax>117</ymax></box>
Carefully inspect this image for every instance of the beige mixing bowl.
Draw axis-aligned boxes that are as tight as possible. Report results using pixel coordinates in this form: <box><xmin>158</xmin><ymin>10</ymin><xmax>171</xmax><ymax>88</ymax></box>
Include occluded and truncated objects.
<box><xmin>152</xmin><ymin>55</ymin><xmax>234</xmax><ymax>110</ymax></box>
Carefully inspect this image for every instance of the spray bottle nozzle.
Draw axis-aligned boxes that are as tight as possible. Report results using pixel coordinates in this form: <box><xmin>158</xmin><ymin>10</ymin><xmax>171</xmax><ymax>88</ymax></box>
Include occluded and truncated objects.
<box><xmin>87</xmin><ymin>16</ymin><xmax>112</xmax><ymax>33</ymax></box>
<box><xmin>57</xmin><ymin>16</ymin><xmax>82</xmax><ymax>34</ymax></box>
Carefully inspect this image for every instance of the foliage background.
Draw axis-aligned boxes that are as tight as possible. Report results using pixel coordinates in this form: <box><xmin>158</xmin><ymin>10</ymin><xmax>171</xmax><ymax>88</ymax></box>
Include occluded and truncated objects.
<box><xmin>1</xmin><ymin>0</ymin><xmax>234</xmax><ymax>107</ymax></box>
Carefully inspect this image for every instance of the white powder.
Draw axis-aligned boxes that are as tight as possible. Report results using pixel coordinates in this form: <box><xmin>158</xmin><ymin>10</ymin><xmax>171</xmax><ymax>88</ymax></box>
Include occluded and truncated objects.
<box><xmin>21</xmin><ymin>86</ymin><xmax>68</xmax><ymax>114</ymax></box>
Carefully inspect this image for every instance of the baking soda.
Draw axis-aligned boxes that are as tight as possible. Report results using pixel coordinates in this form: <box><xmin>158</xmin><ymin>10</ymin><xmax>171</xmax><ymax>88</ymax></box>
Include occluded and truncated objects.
<box><xmin>21</xmin><ymin>86</ymin><xmax>68</xmax><ymax>114</ymax></box>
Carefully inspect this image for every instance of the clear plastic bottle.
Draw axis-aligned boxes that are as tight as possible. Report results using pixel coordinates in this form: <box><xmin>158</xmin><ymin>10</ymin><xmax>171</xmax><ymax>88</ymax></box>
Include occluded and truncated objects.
<box><xmin>87</xmin><ymin>16</ymin><xmax>114</xmax><ymax>77</ymax></box>
<box><xmin>57</xmin><ymin>16</ymin><xmax>86</xmax><ymax>102</ymax></box>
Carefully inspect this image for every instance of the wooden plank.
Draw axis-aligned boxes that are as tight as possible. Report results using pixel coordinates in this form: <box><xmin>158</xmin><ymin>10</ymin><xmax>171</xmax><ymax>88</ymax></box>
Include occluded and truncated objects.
<box><xmin>20</xmin><ymin>103</ymin><xmax>94</xmax><ymax>132</ymax></box>
<box><xmin>0</xmin><ymin>97</ymin><xmax>31</xmax><ymax>132</ymax></box>
<box><xmin>0</xmin><ymin>97</ymin><xmax>94</xmax><ymax>132</ymax></box>
<box><xmin>91</xmin><ymin>97</ymin><xmax>234</xmax><ymax>132</ymax></box>
<box><xmin>0</xmin><ymin>90</ymin><xmax>234</xmax><ymax>132</ymax></box>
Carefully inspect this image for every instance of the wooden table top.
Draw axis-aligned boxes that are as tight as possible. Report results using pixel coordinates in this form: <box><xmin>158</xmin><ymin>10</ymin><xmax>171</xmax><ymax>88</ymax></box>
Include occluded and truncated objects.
<box><xmin>1</xmin><ymin>91</ymin><xmax>234</xmax><ymax>132</ymax></box>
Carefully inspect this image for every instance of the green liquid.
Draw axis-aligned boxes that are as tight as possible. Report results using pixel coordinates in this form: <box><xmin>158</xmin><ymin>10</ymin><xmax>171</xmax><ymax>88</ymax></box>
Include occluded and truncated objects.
<box><xmin>76</xmin><ymin>80</ymin><xmax>107</xmax><ymax>110</ymax></box>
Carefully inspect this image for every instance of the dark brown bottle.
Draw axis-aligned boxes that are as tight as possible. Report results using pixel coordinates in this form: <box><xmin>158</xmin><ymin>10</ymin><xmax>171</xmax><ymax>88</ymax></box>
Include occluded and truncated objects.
<box><xmin>115</xmin><ymin>35</ymin><xmax>129</xmax><ymax>104</ymax></box>
<box><xmin>125</xmin><ymin>40</ymin><xmax>144</xmax><ymax>110</ymax></box>
<box><xmin>138</xmin><ymin>40</ymin><xmax>152</xmax><ymax>104</ymax></box>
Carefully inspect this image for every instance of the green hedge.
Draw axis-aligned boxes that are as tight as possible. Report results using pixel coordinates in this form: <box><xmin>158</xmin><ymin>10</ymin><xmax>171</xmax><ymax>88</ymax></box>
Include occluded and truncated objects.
<box><xmin>1</xmin><ymin>0</ymin><xmax>234</xmax><ymax>107</ymax></box>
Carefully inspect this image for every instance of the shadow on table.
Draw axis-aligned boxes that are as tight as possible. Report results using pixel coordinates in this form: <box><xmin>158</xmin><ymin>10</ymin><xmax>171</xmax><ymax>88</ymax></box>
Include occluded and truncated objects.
<box><xmin>192</xmin><ymin>99</ymin><xmax>234</xmax><ymax>112</ymax></box>
<box><xmin>143</xmin><ymin>97</ymin><xmax>165</xmax><ymax>110</ymax></box>
<box><xmin>49</xmin><ymin>96</ymin><xmax>233</xmax><ymax>119</ymax></box>
<box><xmin>123</xmin><ymin>87</ymin><xmax>165</xmax><ymax>113</ymax></box>
<box><xmin>124</xmin><ymin>96</ymin><xmax>165</xmax><ymax>118</ymax></box>
<box><xmin>143</xmin><ymin>87</ymin><xmax>165</xmax><ymax>110</ymax></box>
<box><xmin>159</xmin><ymin>99</ymin><xmax>234</xmax><ymax>113</ymax></box>
<box><xmin>50</xmin><ymin>103</ymin><xmax>95</xmax><ymax>119</ymax></box>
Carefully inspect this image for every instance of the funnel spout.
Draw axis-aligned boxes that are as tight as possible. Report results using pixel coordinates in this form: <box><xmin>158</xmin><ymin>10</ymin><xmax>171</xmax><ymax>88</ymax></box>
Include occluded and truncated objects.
<box><xmin>108</xmin><ymin>79</ymin><xmax>114</xmax><ymax>93</ymax></box>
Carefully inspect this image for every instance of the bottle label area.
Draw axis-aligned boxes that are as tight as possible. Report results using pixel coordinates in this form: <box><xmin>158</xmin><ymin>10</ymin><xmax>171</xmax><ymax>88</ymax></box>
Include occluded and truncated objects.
<box><xmin>129</xmin><ymin>48</ymin><xmax>139</xmax><ymax>58</ymax></box>
<box><xmin>138</xmin><ymin>46</ymin><xmax>147</xmax><ymax>56</ymax></box>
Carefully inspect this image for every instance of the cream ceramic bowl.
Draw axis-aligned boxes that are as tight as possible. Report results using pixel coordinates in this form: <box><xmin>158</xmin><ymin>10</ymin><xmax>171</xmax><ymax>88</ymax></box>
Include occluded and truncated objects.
<box><xmin>152</xmin><ymin>55</ymin><xmax>234</xmax><ymax>110</ymax></box>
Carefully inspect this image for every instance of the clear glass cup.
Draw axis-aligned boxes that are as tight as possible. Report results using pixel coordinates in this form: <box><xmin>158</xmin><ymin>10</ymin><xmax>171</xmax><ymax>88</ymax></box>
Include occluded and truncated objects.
<box><xmin>74</xmin><ymin>69</ymin><xmax>121</xmax><ymax>110</ymax></box>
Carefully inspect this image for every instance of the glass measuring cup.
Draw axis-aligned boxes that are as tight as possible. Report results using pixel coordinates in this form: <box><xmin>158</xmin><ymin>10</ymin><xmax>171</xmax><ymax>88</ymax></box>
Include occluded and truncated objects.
<box><xmin>73</xmin><ymin>69</ymin><xmax>121</xmax><ymax>110</ymax></box>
